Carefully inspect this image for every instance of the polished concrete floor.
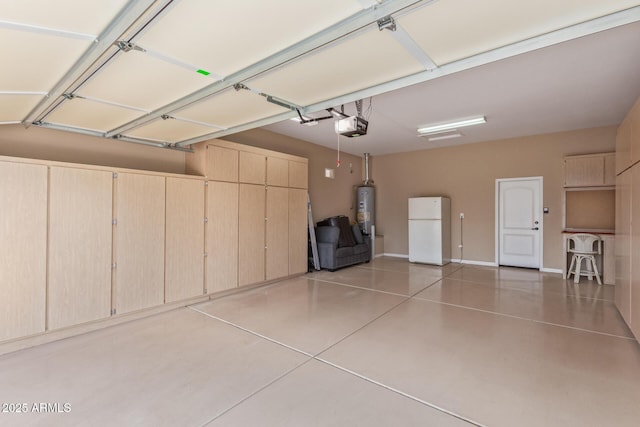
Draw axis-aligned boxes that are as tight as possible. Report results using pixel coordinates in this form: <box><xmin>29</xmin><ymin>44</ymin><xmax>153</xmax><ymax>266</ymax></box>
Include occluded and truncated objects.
<box><xmin>1</xmin><ymin>257</ymin><xmax>639</xmax><ymax>426</ymax></box>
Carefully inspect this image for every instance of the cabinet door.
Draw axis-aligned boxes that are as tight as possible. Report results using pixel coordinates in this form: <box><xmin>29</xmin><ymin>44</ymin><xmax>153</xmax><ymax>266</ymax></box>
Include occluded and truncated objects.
<box><xmin>48</xmin><ymin>167</ymin><xmax>113</xmax><ymax>330</ymax></box>
<box><xmin>564</xmin><ymin>156</ymin><xmax>604</xmax><ymax>187</ymax></box>
<box><xmin>603</xmin><ymin>154</ymin><xmax>616</xmax><ymax>186</ymax></box>
<box><xmin>266</xmin><ymin>186</ymin><xmax>289</xmax><ymax>280</ymax></box>
<box><xmin>239</xmin><ymin>151</ymin><xmax>266</xmax><ymax>185</ymax></box>
<box><xmin>289</xmin><ymin>188</ymin><xmax>308</xmax><ymax>275</ymax></box>
<box><xmin>114</xmin><ymin>173</ymin><xmax>165</xmax><ymax>314</ymax></box>
<box><xmin>289</xmin><ymin>161</ymin><xmax>308</xmax><ymax>189</ymax></box>
<box><xmin>207</xmin><ymin>145</ymin><xmax>238</xmax><ymax>182</ymax></box>
<box><xmin>616</xmin><ymin>118</ymin><xmax>632</xmax><ymax>175</ymax></box>
<box><xmin>207</xmin><ymin>181</ymin><xmax>238</xmax><ymax>293</ymax></box>
<box><xmin>0</xmin><ymin>162</ymin><xmax>47</xmax><ymax>342</ymax></box>
<box><xmin>238</xmin><ymin>183</ymin><xmax>266</xmax><ymax>286</ymax></box>
<box><xmin>631</xmin><ymin>168</ymin><xmax>640</xmax><ymax>337</ymax></box>
<box><xmin>166</xmin><ymin>177</ymin><xmax>205</xmax><ymax>303</ymax></box>
<box><xmin>630</xmin><ymin>100</ymin><xmax>640</xmax><ymax>166</ymax></box>
<box><xmin>266</xmin><ymin>156</ymin><xmax>289</xmax><ymax>187</ymax></box>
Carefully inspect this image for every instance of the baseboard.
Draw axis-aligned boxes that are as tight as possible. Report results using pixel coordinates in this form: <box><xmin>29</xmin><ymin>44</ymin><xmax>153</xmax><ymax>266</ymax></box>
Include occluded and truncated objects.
<box><xmin>382</xmin><ymin>253</ymin><xmax>409</xmax><ymax>258</ymax></box>
<box><xmin>451</xmin><ymin>259</ymin><xmax>499</xmax><ymax>267</ymax></box>
<box><xmin>540</xmin><ymin>267</ymin><xmax>563</xmax><ymax>274</ymax></box>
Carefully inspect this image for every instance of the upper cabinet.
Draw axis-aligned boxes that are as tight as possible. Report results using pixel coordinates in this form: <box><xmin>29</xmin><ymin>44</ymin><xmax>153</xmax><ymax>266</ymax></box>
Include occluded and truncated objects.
<box><xmin>188</xmin><ymin>139</ymin><xmax>308</xmax><ymax>189</ymax></box>
<box><xmin>289</xmin><ymin>160</ymin><xmax>309</xmax><ymax>189</ymax></box>
<box><xmin>267</xmin><ymin>156</ymin><xmax>289</xmax><ymax>187</ymax></box>
<box><xmin>239</xmin><ymin>151</ymin><xmax>266</xmax><ymax>184</ymax></box>
<box><xmin>616</xmin><ymin>97</ymin><xmax>640</xmax><ymax>175</ymax></box>
<box><xmin>207</xmin><ymin>145</ymin><xmax>239</xmax><ymax>182</ymax></box>
<box><xmin>564</xmin><ymin>153</ymin><xmax>615</xmax><ymax>188</ymax></box>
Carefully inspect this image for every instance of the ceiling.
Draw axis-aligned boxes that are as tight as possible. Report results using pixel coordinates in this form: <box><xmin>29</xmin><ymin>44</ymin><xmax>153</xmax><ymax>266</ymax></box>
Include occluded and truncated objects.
<box><xmin>1</xmin><ymin>0</ymin><xmax>639</xmax><ymax>155</ymax></box>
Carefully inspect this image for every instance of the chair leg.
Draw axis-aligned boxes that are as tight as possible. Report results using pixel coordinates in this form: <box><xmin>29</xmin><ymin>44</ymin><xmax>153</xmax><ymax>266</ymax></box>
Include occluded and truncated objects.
<box><xmin>574</xmin><ymin>256</ymin><xmax>582</xmax><ymax>284</ymax></box>
<box><xmin>567</xmin><ymin>255</ymin><xmax>576</xmax><ymax>280</ymax></box>
<box><xmin>589</xmin><ymin>256</ymin><xmax>602</xmax><ymax>285</ymax></box>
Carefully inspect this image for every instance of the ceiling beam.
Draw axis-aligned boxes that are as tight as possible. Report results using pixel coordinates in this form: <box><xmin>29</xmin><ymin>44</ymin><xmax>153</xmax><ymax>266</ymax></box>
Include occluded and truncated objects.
<box><xmin>22</xmin><ymin>0</ymin><xmax>163</xmax><ymax>126</ymax></box>
<box><xmin>176</xmin><ymin>5</ymin><xmax>640</xmax><ymax>147</ymax></box>
<box><xmin>105</xmin><ymin>0</ymin><xmax>430</xmax><ymax>138</ymax></box>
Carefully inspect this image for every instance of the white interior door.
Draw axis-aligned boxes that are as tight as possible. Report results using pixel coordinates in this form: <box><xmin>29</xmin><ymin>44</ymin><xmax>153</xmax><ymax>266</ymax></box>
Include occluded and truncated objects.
<box><xmin>498</xmin><ymin>178</ymin><xmax>542</xmax><ymax>269</ymax></box>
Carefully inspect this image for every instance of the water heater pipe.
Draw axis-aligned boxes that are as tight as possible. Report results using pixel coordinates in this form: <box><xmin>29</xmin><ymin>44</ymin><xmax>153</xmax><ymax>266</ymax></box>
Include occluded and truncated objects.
<box><xmin>363</xmin><ymin>152</ymin><xmax>373</xmax><ymax>185</ymax></box>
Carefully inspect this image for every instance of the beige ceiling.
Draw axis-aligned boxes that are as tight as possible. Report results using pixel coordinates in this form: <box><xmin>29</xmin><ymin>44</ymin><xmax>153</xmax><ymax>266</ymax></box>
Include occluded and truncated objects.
<box><xmin>0</xmin><ymin>0</ymin><xmax>639</xmax><ymax>150</ymax></box>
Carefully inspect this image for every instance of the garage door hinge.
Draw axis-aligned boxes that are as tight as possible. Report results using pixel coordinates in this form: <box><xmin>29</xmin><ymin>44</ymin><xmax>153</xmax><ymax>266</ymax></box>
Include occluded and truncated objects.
<box><xmin>111</xmin><ymin>308</ymin><xmax>116</xmax><ymax>315</ymax></box>
<box><xmin>113</xmin><ymin>172</ymin><xmax>118</xmax><ymax>178</ymax></box>
<box><xmin>112</xmin><ymin>218</ymin><xmax>117</xmax><ymax>225</ymax></box>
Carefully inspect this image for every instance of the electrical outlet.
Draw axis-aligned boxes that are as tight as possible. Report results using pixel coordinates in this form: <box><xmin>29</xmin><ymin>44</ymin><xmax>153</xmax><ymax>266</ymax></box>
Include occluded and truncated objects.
<box><xmin>459</xmin><ymin>213</ymin><xmax>464</xmax><ymax>219</ymax></box>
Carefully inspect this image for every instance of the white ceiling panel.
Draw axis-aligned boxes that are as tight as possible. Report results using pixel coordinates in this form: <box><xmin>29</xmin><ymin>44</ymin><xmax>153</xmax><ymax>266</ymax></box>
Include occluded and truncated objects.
<box><xmin>248</xmin><ymin>29</ymin><xmax>425</xmax><ymax>106</ymax></box>
<box><xmin>0</xmin><ymin>0</ymin><xmax>130</xmax><ymax>35</ymax></box>
<box><xmin>46</xmin><ymin>98</ymin><xmax>144</xmax><ymax>132</ymax></box>
<box><xmin>177</xmin><ymin>89</ymin><xmax>290</xmax><ymax>129</ymax></box>
<box><xmin>77</xmin><ymin>51</ymin><xmax>213</xmax><ymax>111</ymax></box>
<box><xmin>136</xmin><ymin>0</ymin><xmax>365</xmax><ymax>78</ymax></box>
<box><xmin>124</xmin><ymin>117</ymin><xmax>216</xmax><ymax>143</ymax></box>
<box><xmin>0</xmin><ymin>94</ymin><xmax>44</xmax><ymax>122</ymax></box>
<box><xmin>399</xmin><ymin>0</ymin><xmax>640</xmax><ymax>65</ymax></box>
<box><xmin>0</xmin><ymin>29</ymin><xmax>92</xmax><ymax>91</ymax></box>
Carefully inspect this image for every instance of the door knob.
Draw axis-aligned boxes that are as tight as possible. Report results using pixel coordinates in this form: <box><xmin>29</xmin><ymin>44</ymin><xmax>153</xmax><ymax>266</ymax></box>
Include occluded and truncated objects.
<box><xmin>531</xmin><ymin>227</ymin><xmax>539</xmax><ymax>230</ymax></box>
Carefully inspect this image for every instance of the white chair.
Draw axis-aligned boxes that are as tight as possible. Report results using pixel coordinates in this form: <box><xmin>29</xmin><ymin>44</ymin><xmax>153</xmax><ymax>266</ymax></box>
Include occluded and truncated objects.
<box><xmin>566</xmin><ymin>233</ymin><xmax>602</xmax><ymax>285</ymax></box>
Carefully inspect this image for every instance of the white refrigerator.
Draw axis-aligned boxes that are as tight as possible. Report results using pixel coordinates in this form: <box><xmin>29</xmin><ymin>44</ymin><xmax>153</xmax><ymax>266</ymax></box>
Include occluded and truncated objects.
<box><xmin>408</xmin><ymin>197</ymin><xmax>451</xmax><ymax>265</ymax></box>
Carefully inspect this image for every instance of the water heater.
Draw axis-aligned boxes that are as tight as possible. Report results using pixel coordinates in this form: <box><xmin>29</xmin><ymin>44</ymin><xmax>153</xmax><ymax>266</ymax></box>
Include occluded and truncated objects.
<box><xmin>356</xmin><ymin>153</ymin><xmax>375</xmax><ymax>235</ymax></box>
<box><xmin>356</xmin><ymin>185</ymin><xmax>375</xmax><ymax>235</ymax></box>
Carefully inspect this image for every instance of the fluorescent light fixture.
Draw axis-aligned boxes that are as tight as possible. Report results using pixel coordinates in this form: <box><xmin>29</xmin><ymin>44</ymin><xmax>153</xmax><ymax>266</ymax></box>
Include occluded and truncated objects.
<box><xmin>428</xmin><ymin>133</ymin><xmax>462</xmax><ymax>142</ymax></box>
<box><xmin>417</xmin><ymin>116</ymin><xmax>486</xmax><ymax>135</ymax></box>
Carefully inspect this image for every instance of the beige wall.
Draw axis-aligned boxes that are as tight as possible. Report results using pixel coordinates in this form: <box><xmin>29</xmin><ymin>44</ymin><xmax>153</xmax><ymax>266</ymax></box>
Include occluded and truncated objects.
<box><xmin>221</xmin><ymin>128</ymin><xmax>364</xmax><ymax>222</ymax></box>
<box><xmin>565</xmin><ymin>190</ymin><xmax>615</xmax><ymax>230</ymax></box>
<box><xmin>372</xmin><ymin>126</ymin><xmax>617</xmax><ymax>270</ymax></box>
<box><xmin>0</xmin><ymin>125</ymin><xmax>185</xmax><ymax>174</ymax></box>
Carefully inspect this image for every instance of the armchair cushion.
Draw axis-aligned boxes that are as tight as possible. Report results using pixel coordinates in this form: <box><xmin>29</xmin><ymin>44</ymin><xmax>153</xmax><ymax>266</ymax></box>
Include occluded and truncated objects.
<box><xmin>352</xmin><ymin>225</ymin><xmax>364</xmax><ymax>244</ymax></box>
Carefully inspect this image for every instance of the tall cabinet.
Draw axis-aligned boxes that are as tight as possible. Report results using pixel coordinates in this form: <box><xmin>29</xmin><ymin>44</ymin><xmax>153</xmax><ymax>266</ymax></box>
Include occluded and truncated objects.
<box><xmin>187</xmin><ymin>139</ymin><xmax>309</xmax><ymax>290</ymax></box>
<box><xmin>48</xmin><ymin>167</ymin><xmax>113</xmax><ymax>329</ymax></box>
<box><xmin>615</xmin><ymin>96</ymin><xmax>640</xmax><ymax>340</ymax></box>
<box><xmin>1</xmin><ymin>138</ymin><xmax>308</xmax><ymax>350</ymax></box>
<box><xmin>114</xmin><ymin>172</ymin><xmax>166</xmax><ymax>315</ymax></box>
<box><xmin>0</xmin><ymin>161</ymin><xmax>47</xmax><ymax>342</ymax></box>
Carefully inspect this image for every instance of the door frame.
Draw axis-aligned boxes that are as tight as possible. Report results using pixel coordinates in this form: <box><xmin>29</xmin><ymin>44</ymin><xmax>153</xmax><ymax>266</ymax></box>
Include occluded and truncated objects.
<box><xmin>495</xmin><ymin>176</ymin><xmax>544</xmax><ymax>270</ymax></box>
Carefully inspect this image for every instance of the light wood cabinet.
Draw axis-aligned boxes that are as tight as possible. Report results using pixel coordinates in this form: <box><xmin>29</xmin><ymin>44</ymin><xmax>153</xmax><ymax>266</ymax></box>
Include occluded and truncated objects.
<box><xmin>0</xmin><ymin>161</ymin><xmax>47</xmax><ymax>342</ymax></box>
<box><xmin>48</xmin><ymin>167</ymin><xmax>113</xmax><ymax>330</ymax></box>
<box><xmin>267</xmin><ymin>156</ymin><xmax>289</xmax><ymax>187</ymax></box>
<box><xmin>616</xmin><ymin>118</ymin><xmax>632</xmax><ymax>175</ymax></box>
<box><xmin>207</xmin><ymin>145</ymin><xmax>238</xmax><ymax>182</ymax></box>
<box><xmin>289</xmin><ymin>188</ymin><xmax>309</xmax><ymax>275</ymax></box>
<box><xmin>564</xmin><ymin>153</ymin><xmax>615</xmax><ymax>187</ymax></box>
<box><xmin>239</xmin><ymin>151</ymin><xmax>266</xmax><ymax>184</ymax></box>
<box><xmin>114</xmin><ymin>173</ymin><xmax>165</xmax><ymax>314</ymax></box>
<box><xmin>631</xmin><ymin>168</ymin><xmax>640</xmax><ymax>337</ymax></box>
<box><xmin>238</xmin><ymin>184</ymin><xmax>266</xmax><ymax>286</ymax></box>
<box><xmin>266</xmin><ymin>186</ymin><xmax>289</xmax><ymax>280</ymax></box>
<box><xmin>189</xmin><ymin>139</ymin><xmax>309</xmax><ymax>289</ymax></box>
<box><xmin>630</xmin><ymin>99</ymin><xmax>640</xmax><ymax>166</ymax></box>
<box><xmin>165</xmin><ymin>177</ymin><xmax>205</xmax><ymax>303</ymax></box>
<box><xmin>206</xmin><ymin>181</ymin><xmax>238</xmax><ymax>293</ymax></box>
<box><xmin>604</xmin><ymin>154</ymin><xmax>616</xmax><ymax>186</ymax></box>
<box><xmin>615</xmin><ymin>171</ymin><xmax>632</xmax><ymax>325</ymax></box>
<box><xmin>289</xmin><ymin>160</ymin><xmax>308</xmax><ymax>188</ymax></box>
